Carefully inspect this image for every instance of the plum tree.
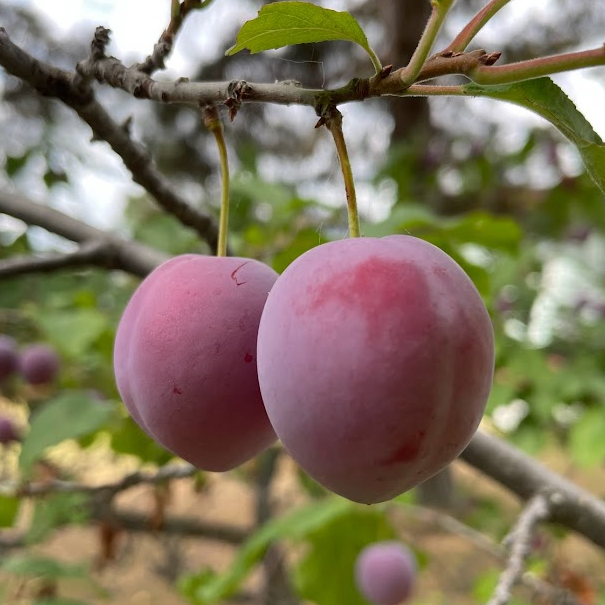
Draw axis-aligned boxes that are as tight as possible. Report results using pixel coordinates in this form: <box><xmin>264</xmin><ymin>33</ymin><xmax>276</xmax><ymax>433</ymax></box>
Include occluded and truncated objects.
<box><xmin>0</xmin><ymin>335</ymin><xmax>19</xmax><ymax>381</ymax></box>
<box><xmin>257</xmin><ymin>235</ymin><xmax>494</xmax><ymax>504</ymax></box>
<box><xmin>0</xmin><ymin>415</ymin><xmax>19</xmax><ymax>445</ymax></box>
<box><xmin>113</xmin><ymin>254</ymin><xmax>279</xmax><ymax>471</ymax></box>
<box><xmin>354</xmin><ymin>541</ymin><xmax>416</xmax><ymax>605</ymax></box>
<box><xmin>19</xmin><ymin>344</ymin><xmax>60</xmax><ymax>385</ymax></box>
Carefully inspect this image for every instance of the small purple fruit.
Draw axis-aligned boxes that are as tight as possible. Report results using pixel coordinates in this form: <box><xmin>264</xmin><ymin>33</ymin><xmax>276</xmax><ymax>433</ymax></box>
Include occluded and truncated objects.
<box><xmin>355</xmin><ymin>541</ymin><xmax>417</xmax><ymax>605</ymax></box>
<box><xmin>20</xmin><ymin>344</ymin><xmax>60</xmax><ymax>385</ymax></box>
<box><xmin>0</xmin><ymin>416</ymin><xmax>19</xmax><ymax>444</ymax></box>
<box><xmin>0</xmin><ymin>335</ymin><xmax>19</xmax><ymax>381</ymax></box>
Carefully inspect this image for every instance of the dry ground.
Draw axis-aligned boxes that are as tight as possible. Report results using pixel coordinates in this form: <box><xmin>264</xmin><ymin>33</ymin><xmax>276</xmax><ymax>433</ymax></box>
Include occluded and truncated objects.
<box><xmin>1</xmin><ymin>429</ymin><xmax>604</xmax><ymax>605</ymax></box>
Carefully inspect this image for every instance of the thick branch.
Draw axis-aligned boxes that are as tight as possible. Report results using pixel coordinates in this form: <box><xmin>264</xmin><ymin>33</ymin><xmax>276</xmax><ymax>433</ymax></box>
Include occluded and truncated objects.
<box><xmin>461</xmin><ymin>430</ymin><xmax>605</xmax><ymax>550</ymax></box>
<box><xmin>0</xmin><ymin>27</ymin><xmax>220</xmax><ymax>250</ymax></box>
<box><xmin>0</xmin><ymin>240</ymin><xmax>115</xmax><ymax>278</ymax></box>
<box><xmin>0</xmin><ymin>189</ymin><xmax>166</xmax><ymax>277</ymax></box>
<box><xmin>0</xmin><ymin>510</ymin><xmax>247</xmax><ymax>552</ymax></box>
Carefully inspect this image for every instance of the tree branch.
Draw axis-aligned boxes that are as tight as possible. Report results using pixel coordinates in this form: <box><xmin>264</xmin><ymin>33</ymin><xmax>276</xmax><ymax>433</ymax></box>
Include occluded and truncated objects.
<box><xmin>398</xmin><ymin>503</ymin><xmax>581</xmax><ymax>605</ymax></box>
<box><xmin>0</xmin><ymin>189</ymin><xmax>166</xmax><ymax>278</ymax></box>
<box><xmin>0</xmin><ymin>240</ymin><xmax>116</xmax><ymax>278</ymax></box>
<box><xmin>0</xmin><ymin>509</ymin><xmax>247</xmax><ymax>552</ymax></box>
<box><xmin>488</xmin><ymin>494</ymin><xmax>551</xmax><ymax>605</ymax></box>
<box><xmin>460</xmin><ymin>430</ymin><xmax>605</xmax><ymax>550</ymax></box>
<box><xmin>0</xmin><ymin>27</ymin><xmax>220</xmax><ymax>250</ymax></box>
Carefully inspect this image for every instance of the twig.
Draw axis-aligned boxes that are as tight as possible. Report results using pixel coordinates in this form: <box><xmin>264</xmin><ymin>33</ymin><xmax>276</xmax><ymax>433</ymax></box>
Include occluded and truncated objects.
<box><xmin>254</xmin><ymin>448</ymin><xmax>300</xmax><ymax>605</ymax></box>
<box><xmin>135</xmin><ymin>0</ymin><xmax>217</xmax><ymax>74</ymax></box>
<box><xmin>0</xmin><ymin>27</ymin><xmax>220</xmax><ymax>250</ymax></box>
<box><xmin>0</xmin><ymin>189</ymin><xmax>166</xmax><ymax>278</ymax></box>
<box><xmin>399</xmin><ymin>0</ymin><xmax>457</xmax><ymax>87</ymax></box>
<box><xmin>461</xmin><ymin>430</ymin><xmax>605</xmax><ymax>550</ymax></box>
<box><xmin>0</xmin><ymin>240</ymin><xmax>115</xmax><ymax>278</ymax></box>
<box><xmin>0</xmin><ymin>509</ymin><xmax>247</xmax><ymax>552</ymax></box>
<box><xmin>396</xmin><ymin>503</ymin><xmax>581</xmax><ymax>605</ymax></box>
<box><xmin>488</xmin><ymin>494</ymin><xmax>551</xmax><ymax>605</ymax></box>
<box><xmin>0</xmin><ymin>462</ymin><xmax>198</xmax><ymax>498</ymax></box>
<box><xmin>446</xmin><ymin>0</ymin><xmax>514</xmax><ymax>53</ymax></box>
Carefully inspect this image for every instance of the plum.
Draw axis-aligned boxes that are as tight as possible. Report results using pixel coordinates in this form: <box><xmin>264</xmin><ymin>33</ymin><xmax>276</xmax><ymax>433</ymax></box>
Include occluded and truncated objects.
<box><xmin>113</xmin><ymin>254</ymin><xmax>278</xmax><ymax>472</ymax></box>
<box><xmin>257</xmin><ymin>236</ymin><xmax>494</xmax><ymax>504</ymax></box>
<box><xmin>0</xmin><ymin>415</ymin><xmax>19</xmax><ymax>444</ymax></box>
<box><xmin>355</xmin><ymin>541</ymin><xmax>416</xmax><ymax>605</ymax></box>
<box><xmin>20</xmin><ymin>344</ymin><xmax>60</xmax><ymax>385</ymax></box>
<box><xmin>0</xmin><ymin>335</ymin><xmax>19</xmax><ymax>381</ymax></box>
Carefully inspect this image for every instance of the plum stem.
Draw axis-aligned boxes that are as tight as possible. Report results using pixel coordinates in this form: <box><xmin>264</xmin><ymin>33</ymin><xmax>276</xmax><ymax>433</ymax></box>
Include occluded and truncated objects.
<box><xmin>322</xmin><ymin>107</ymin><xmax>361</xmax><ymax>238</ymax></box>
<box><xmin>203</xmin><ymin>105</ymin><xmax>229</xmax><ymax>256</ymax></box>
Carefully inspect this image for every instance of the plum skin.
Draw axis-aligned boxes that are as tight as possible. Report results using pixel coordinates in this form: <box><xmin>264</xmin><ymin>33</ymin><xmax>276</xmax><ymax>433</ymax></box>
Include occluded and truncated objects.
<box><xmin>355</xmin><ymin>541</ymin><xmax>416</xmax><ymax>605</ymax></box>
<box><xmin>113</xmin><ymin>254</ymin><xmax>279</xmax><ymax>472</ymax></box>
<box><xmin>256</xmin><ymin>236</ymin><xmax>494</xmax><ymax>504</ymax></box>
<box><xmin>20</xmin><ymin>344</ymin><xmax>60</xmax><ymax>385</ymax></box>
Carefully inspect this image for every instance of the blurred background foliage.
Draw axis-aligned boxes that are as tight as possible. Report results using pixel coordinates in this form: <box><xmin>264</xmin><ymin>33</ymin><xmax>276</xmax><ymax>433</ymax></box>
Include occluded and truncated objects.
<box><xmin>1</xmin><ymin>1</ymin><xmax>605</xmax><ymax>604</ymax></box>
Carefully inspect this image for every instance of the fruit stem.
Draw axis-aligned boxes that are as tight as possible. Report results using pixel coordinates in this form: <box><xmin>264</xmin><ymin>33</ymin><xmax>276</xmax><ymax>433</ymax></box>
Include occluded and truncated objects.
<box><xmin>323</xmin><ymin>107</ymin><xmax>361</xmax><ymax>238</ymax></box>
<box><xmin>203</xmin><ymin>105</ymin><xmax>230</xmax><ymax>257</ymax></box>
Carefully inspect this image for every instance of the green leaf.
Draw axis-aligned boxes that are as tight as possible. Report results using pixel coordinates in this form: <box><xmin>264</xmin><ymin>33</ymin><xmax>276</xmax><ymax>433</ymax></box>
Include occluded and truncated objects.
<box><xmin>295</xmin><ymin>507</ymin><xmax>396</xmax><ymax>605</ymax></box>
<box><xmin>0</xmin><ymin>495</ymin><xmax>20</xmax><ymax>527</ymax></box>
<box><xmin>569</xmin><ymin>407</ymin><xmax>605</xmax><ymax>467</ymax></box>
<box><xmin>1</xmin><ymin>554</ymin><xmax>87</xmax><ymax>579</ymax></box>
<box><xmin>20</xmin><ymin>391</ymin><xmax>114</xmax><ymax>473</ymax></box>
<box><xmin>179</xmin><ymin>497</ymin><xmax>353</xmax><ymax>603</ymax></box>
<box><xmin>110</xmin><ymin>415</ymin><xmax>174</xmax><ymax>466</ymax></box>
<box><xmin>226</xmin><ymin>2</ymin><xmax>380</xmax><ymax>70</ymax></box>
<box><xmin>37</xmin><ymin>309</ymin><xmax>108</xmax><ymax>358</ymax></box>
<box><xmin>463</xmin><ymin>78</ymin><xmax>605</xmax><ymax>195</ymax></box>
<box><xmin>27</xmin><ymin>492</ymin><xmax>89</xmax><ymax>543</ymax></box>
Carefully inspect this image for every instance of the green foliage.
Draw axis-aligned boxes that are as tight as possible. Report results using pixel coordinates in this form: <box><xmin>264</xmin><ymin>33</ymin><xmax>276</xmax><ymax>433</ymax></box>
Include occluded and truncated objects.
<box><xmin>294</xmin><ymin>507</ymin><xmax>396</xmax><ymax>605</ymax></box>
<box><xmin>0</xmin><ymin>495</ymin><xmax>20</xmax><ymax>527</ymax></box>
<box><xmin>1</xmin><ymin>554</ymin><xmax>87</xmax><ymax>579</ymax></box>
<box><xmin>37</xmin><ymin>309</ymin><xmax>108</xmax><ymax>359</ymax></box>
<box><xmin>226</xmin><ymin>2</ymin><xmax>379</xmax><ymax>69</ymax></box>
<box><xmin>569</xmin><ymin>407</ymin><xmax>605</xmax><ymax>467</ymax></box>
<box><xmin>464</xmin><ymin>78</ymin><xmax>605</xmax><ymax>194</ymax></box>
<box><xmin>110</xmin><ymin>415</ymin><xmax>174</xmax><ymax>465</ymax></box>
<box><xmin>20</xmin><ymin>391</ymin><xmax>115</xmax><ymax>473</ymax></box>
<box><xmin>27</xmin><ymin>493</ymin><xmax>90</xmax><ymax>543</ymax></box>
<box><xmin>179</xmin><ymin>497</ymin><xmax>359</xmax><ymax>603</ymax></box>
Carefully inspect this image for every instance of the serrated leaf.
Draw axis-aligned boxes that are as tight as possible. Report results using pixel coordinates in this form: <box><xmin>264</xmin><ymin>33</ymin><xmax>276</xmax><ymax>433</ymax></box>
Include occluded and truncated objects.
<box><xmin>226</xmin><ymin>2</ymin><xmax>378</xmax><ymax>69</ymax></box>
<box><xmin>463</xmin><ymin>78</ymin><xmax>605</xmax><ymax>195</ymax></box>
<box><xmin>179</xmin><ymin>497</ymin><xmax>353</xmax><ymax>603</ymax></box>
<box><xmin>19</xmin><ymin>391</ymin><xmax>114</xmax><ymax>473</ymax></box>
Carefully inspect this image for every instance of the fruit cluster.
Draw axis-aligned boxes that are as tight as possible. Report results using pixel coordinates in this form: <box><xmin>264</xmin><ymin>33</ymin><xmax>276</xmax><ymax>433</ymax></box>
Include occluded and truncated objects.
<box><xmin>113</xmin><ymin>236</ymin><xmax>494</xmax><ymax>504</ymax></box>
<box><xmin>0</xmin><ymin>336</ymin><xmax>60</xmax><ymax>386</ymax></box>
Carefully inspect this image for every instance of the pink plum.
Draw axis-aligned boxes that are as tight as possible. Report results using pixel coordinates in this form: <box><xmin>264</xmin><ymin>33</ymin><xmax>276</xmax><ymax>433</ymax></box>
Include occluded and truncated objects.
<box><xmin>113</xmin><ymin>254</ymin><xmax>278</xmax><ymax>471</ymax></box>
<box><xmin>257</xmin><ymin>236</ymin><xmax>494</xmax><ymax>503</ymax></box>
